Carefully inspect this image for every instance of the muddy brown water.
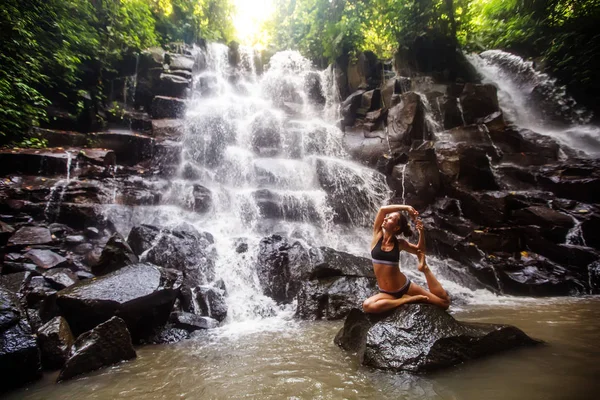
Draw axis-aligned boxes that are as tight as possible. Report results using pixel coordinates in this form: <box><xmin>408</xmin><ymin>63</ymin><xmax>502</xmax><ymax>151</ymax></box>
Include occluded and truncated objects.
<box><xmin>7</xmin><ymin>297</ymin><xmax>600</xmax><ymax>400</ymax></box>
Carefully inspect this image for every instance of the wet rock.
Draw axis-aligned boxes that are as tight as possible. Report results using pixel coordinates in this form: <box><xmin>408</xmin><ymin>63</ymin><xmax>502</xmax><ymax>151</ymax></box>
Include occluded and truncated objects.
<box><xmin>158</xmin><ymin>73</ymin><xmax>190</xmax><ymax>98</ymax></box>
<box><xmin>196</xmin><ymin>286</ymin><xmax>228</xmax><ymax>322</ymax></box>
<box><xmin>7</xmin><ymin>226</ymin><xmax>52</xmax><ymax>247</ymax></box>
<box><xmin>92</xmin><ymin>131</ymin><xmax>155</xmax><ymax>166</ymax></box>
<box><xmin>387</xmin><ymin>92</ymin><xmax>427</xmax><ymax>145</ymax></box>
<box><xmin>58</xmin><ymin>316</ymin><xmax>136</xmax><ymax>382</ymax></box>
<box><xmin>341</xmin><ymin>90</ymin><xmax>366</xmax><ymax>127</ymax></box>
<box><xmin>304</xmin><ymin>71</ymin><xmax>325</xmax><ymax>105</ymax></box>
<box><xmin>459</xmin><ymin>83</ymin><xmax>500</xmax><ymax>125</ymax></box>
<box><xmin>145</xmin><ymin>229</ymin><xmax>216</xmax><ymax>287</ymax></box>
<box><xmin>65</xmin><ymin>235</ymin><xmax>86</xmax><ymax>244</ymax></box>
<box><xmin>168</xmin><ymin>54</ymin><xmax>195</xmax><ymax>71</ymax></box>
<box><xmin>1</xmin><ymin>262</ymin><xmax>37</xmax><ymax>274</ymax></box>
<box><xmin>309</xmin><ymin>247</ymin><xmax>374</xmax><ymax>279</ymax></box>
<box><xmin>0</xmin><ymin>271</ymin><xmax>33</xmax><ymax>294</ymax></box>
<box><xmin>152</xmin><ymin>119</ymin><xmax>185</xmax><ymax>138</ymax></box>
<box><xmin>24</xmin><ymin>249</ymin><xmax>68</xmax><ymax>270</ymax></box>
<box><xmin>315</xmin><ymin>157</ymin><xmax>386</xmax><ymax>225</ymax></box>
<box><xmin>0</xmin><ymin>287</ymin><xmax>42</xmax><ymax>391</ymax></box>
<box><xmin>442</xmin><ymin>96</ymin><xmax>465</xmax><ymax>130</ymax></box>
<box><xmin>141</xmin><ymin>324</ymin><xmax>190</xmax><ymax>344</ymax></box>
<box><xmin>169</xmin><ymin>311</ymin><xmax>218</xmax><ymax>331</ymax></box>
<box><xmin>0</xmin><ymin>220</ymin><xmax>15</xmax><ymax>245</ymax></box>
<box><xmin>387</xmin><ymin>142</ymin><xmax>442</xmax><ymax>208</ymax></box>
<box><xmin>77</xmin><ymin>148</ymin><xmax>117</xmax><ymax>167</ymax></box>
<box><xmin>151</xmin><ymin>96</ymin><xmax>187</xmax><ymax>119</ymax></box>
<box><xmin>511</xmin><ymin>206</ymin><xmax>574</xmax><ymax>243</ymax></box>
<box><xmin>335</xmin><ymin>306</ymin><xmax>540</xmax><ymax>373</ymax></box>
<box><xmin>92</xmin><ymin>232</ymin><xmax>139</xmax><ymax>276</ymax></box>
<box><xmin>487</xmin><ymin>253</ymin><xmax>586</xmax><ymax>296</ymax></box>
<box><xmin>256</xmin><ymin>235</ymin><xmax>311</xmax><ymax>304</ymax></box>
<box><xmin>56</xmin><ymin>263</ymin><xmax>182</xmax><ymax>340</ymax></box>
<box><xmin>0</xmin><ymin>149</ymin><xmax>73</xmax><ymax>176</ymax></box>
<box><xmin>127</xmin><ymin>224</ymin><xmax>161</xmax><ymax>256</ymax></box>
<box><xmin>589</xmin><ymin>261</ymin><xmax>600</xmax><ymax>294</ymax></box>
<box><xmin>296</xmin><ymin>276</ymin><xmax>377</xmax><ymax>320</ymax></box>
<box><xmin>43</xmin><ymin>268</ymin><xmax>79</xmax><ymax>290</ymax></box>
<box><xmin>192</xmin><ymin>184</ymin><xmax>212</xmax><ymax>213</ymax></box>
<box><xmin>582</xmin><ymin>214</ymin><xmax>600</xmax><ymax>250</ymax></box>
<box><xmin>37</xmin><ymin>316</ymin><xmax>75</xmax><ymax>370</ymax></box>
<box><xmin>85</xmin><ymin>227</ymin><xmax>101</xmax><ymax>239</ymax></box>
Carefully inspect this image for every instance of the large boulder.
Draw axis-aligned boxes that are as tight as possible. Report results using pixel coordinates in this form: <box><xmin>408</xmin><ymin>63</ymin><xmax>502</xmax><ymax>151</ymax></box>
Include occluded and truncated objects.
<box><xmin>255</xmin><ymin>235</ymin><xmax>311</xmax><ymax>304</ymax></box>
<box><xmin>387</xmin><ymin>92</ymin><xmax>427</xmax><ymax>145</ymax></box>
<box><xmin>144</xmin><ymin>229</ymin><xmax>216</xmax><ymax>287</ymax></box>
<box><xmin>92</xmin><ymin>232</ymin><xmax>139</xmax><ymax>276</ymax></box>
<box><xmin>127</xmin><ymin>224</ymin><xmax>162</xmax><ymax>256</ymax></box>
<box><xmin>335</xmin><ymin>306</ymin><xmax>540</xmax><ymax>373</ymax></box>
<box><xmin>0</xmin><ymin>287</ymin><xmax>42</xmax><ymax>391</ymax></box>
<box><xmin>196</xmin><ymin>285</ymin><xmax>228</xmax><ymax>322</ymax></box>
<box><xmin>151</xmin><ymin>96</ymin><xmax>186</xmax><ymax>119</ymax></box>
<box><xmin>296</xmin><ymin>276</ymin><xmax>377</xmax><ymax>320</ymax></box>
<box><xmin>56</xmin><ymin>263</ymin><xmax>182</xmax><ymax>341</ymax></box>
<box><xmin>57</xmin><ymin>316</ymin><xmax>136</xmax><ymax>381</ymax></box>
<box><xmin>158</xmin><ymin>73</ymin><xmax>190</xmax><ymax>98</ymax></box>
<box><xmin>296</xmin><ymin>247</ymin><xmax>376</xmax><ymax>320</ymax></box>
<box><xmin>459</xmin><ymin>83</ymin><xmax>500</xmax><ymax>125</ymax></box>
<box><xmin>36</xmin><ymin>316</ymin><xmax>75</xmax><ymax>370</ymax></box>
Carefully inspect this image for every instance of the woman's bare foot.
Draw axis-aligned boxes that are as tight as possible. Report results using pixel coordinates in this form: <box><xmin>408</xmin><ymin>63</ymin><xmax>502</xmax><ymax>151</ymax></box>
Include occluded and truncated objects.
<box><xmin>402</xmin><ymin>294</ymin><xmax>429</xmax><ymax>304</ymax></box>
<box><xmin>418</xmin><ymin>261</ymin><xmax>430</xmax><ymax>273</ymax></box>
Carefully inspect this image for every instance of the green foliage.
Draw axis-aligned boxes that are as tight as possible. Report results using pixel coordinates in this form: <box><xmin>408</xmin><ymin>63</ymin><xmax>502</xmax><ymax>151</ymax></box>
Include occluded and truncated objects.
<box><xmin>266</xmin><ymin>0</ymin><xmax>469</xmax><ymax>62</ymax></box>
<box><xmin>0</xmin><ymin>0</ymin><xmax>235</xmax><ymax>143</ymax></box>
<box><xmin>151</xmin><ymin>0</ymin><xmax>235</xmax><ymax>44</ymax></box>
<box><xmin>13</xmin><ymin>137</ymin><xmax>49</xmax><ymax>149</ymax></box>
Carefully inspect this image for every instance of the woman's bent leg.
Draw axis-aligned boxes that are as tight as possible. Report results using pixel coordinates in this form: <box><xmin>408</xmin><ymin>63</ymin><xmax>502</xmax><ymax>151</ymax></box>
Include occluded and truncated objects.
<box><xmin>417</xmin><ymin>253</ymin><xmax>451</xmax><ymax>305</ymax></box>
<box><xmin>407</xmin><ymin>282</ymin><xmax>450</xmax><ymax>310</ymax></box>
<box><xmin>362</xmin><ymin>292</ymin><xmax>428</xmax><ymax>314</ymax></box>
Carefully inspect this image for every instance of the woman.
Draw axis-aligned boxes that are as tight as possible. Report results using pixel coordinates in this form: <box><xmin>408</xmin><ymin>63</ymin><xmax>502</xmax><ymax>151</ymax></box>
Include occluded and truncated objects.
<box><xmin>362</xmin><ymin>204</ymin><xmax>451</xmax><ymax>313</ymax></box>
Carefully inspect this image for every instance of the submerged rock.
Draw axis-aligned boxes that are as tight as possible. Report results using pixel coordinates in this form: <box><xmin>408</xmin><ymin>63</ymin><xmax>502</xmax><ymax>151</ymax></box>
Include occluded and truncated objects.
<box><xmin>56</xmin><ymin>263</ymin><xmax>182</xmax><ymax>341</ymax></box>
<box><xmin>37</xmin><ymin>316</ymin><xmax>75</xmax><ymax>370</ymax></box>
<box><xmin>0</xmin><ymin>287</ymin><xmax>42</xmax><ymax>391</ymax></box>
<box><xmin>169</xmin><ymin>311</ymin><xmax>218</xmax><ymax>331</ymax></box>
<box><xmin>58</xmin><ymin>316</ymin><xmax>136</xmax><ymax>381</ymax></box>
<box><xmin>335</xmin><ymin>306</ymin><xmax>540</xmax><ymax>373</ymax></box>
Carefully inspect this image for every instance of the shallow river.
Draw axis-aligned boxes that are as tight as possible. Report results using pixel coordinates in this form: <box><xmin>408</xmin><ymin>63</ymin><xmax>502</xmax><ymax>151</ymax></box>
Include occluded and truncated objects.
<box><xmin>8</xmin><ymin>297</ymin><xmax>600</xmax><ymax>400</ymax></box>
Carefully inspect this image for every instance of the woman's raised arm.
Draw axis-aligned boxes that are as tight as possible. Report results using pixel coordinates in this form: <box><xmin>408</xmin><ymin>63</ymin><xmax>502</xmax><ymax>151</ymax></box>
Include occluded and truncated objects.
<box><xmin>372</xmin><ymin>204</ymin><xmax>418</xmax><ymax>235</ymax></box>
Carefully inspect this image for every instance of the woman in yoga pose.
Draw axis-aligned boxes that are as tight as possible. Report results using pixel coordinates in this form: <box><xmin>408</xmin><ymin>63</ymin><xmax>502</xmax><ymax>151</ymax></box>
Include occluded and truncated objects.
<box><xmin>362</xmin><ymin>204</ymin><xmax>451</xmax><ymax>313</ymax></box>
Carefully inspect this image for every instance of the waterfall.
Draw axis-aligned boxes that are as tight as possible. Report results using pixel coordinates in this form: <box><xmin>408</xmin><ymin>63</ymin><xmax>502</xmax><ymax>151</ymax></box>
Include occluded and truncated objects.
<box><xmin>467</xmin><ymin>50</ymin><xmax>600</xmax><ymax>157</ymax></box>
<box><xmin>106</xmin><ymin>48</ymin><xmax>389</xmax><ymax>324</ymax></box>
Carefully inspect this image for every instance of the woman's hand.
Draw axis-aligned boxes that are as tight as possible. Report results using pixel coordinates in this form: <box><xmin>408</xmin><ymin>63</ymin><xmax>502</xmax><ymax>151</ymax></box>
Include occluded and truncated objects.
<box><xmin>415</xmin><ymin>219</ymin><xmax>424</xmax><ymax>232</ymax></box>
<box><xmin>404</xmin><ymin>206</ymin><xmax>419</xmax><ymax>220</ymax></box>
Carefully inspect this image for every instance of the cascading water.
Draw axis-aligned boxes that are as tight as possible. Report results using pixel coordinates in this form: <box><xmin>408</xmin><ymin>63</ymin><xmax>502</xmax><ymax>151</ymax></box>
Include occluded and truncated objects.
<box><xmin>105</xmin><ymin>46</ymin><xmax>391</xmax><ymax>326</ymax></box>
<box><xmin>467</xmin><ymin>50</ymin><xmax>600</xmax><ymax>157</ymax></box>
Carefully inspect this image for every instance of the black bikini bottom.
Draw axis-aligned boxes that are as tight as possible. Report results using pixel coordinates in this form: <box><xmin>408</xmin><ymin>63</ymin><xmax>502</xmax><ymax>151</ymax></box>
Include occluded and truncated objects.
<box><xmin>378</xmin><ymin>279</ymin><xmax>412</xmax><ymax>298</ymax></box>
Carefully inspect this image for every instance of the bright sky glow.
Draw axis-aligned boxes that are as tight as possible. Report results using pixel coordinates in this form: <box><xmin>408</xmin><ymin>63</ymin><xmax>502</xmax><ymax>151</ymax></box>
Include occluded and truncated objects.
<box><xmin>232</xmin><ymin>0</ymin><xmax>275</xmax><ymax>49</ymax></box>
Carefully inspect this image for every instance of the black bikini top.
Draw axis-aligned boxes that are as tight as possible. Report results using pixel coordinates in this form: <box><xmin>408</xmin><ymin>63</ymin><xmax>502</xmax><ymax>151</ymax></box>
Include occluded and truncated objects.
<box><xmin>371</xmin><ymin>235</ymin><xmax>400</xmax><ymax>265</ymax></box>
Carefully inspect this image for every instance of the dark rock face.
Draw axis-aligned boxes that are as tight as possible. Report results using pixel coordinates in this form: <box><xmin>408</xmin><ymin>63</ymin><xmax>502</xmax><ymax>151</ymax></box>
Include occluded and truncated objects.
<box><xmin>387</xmin><ymin>92</ymin><xmax>427</xmax><ymax>145</ymax></box>
<box><xmin>0</xmin><ymin>287</ymin><xmax>42</xmax><ymax>391</ymax></box>
<box><xmin>127</xmin><ymin>224</ymin><xmax>162</xmax><ymax>256</ymax></box>
<box><xmin>144</xmin><ymin>229</ymin><xmax>216</xmax><ymax>287</ymax></box>
<box><xmin>196</xmin><ymin>285</ymin><xmax>228</xmax><ymax>322</ymax></box>
<box><xmin>56</xmin><ymin>263</ymin><xmax>182</xmax><ymax>341</ymax></box>
<box><xmin>459</xmin><ymin>83</ymin><xmax>500</xmax><ymax>125</ymax></box>
<box><xmin>151</xmin><ymin>96</ymin><xmax>186</xmax><ymax>119</ymax></box>
<box><xmin>335</xmin><ymin>306</ymin><xmax>540</xmax><ymax>373</ymax></box>
<box><xmin>296</xmin><ymin>276</ymin><xmax>377</xmax><ymax>320</ymax></box>
<box><xmin>256</xmin><ymin>235</ymin><xmax>311</xmax><ymax>304</ymax></box>
<box><xmin>511</xmin><ymin>206</ymin><xmax>574</xmax><ymax>243</ymax></box>
<box><xmin>92</xmin><ymin>232</ymin><xmax>139</xmax><ymax>275</ymax></box>
<box><xmin>295</xmin><ymin>246</ymin><xmax>377</xmax><ymax>320</ymax></box>
<box><xmin>58</xmin><ymin>316</ymin><xmax>136</xmax><ymax>381</ymax></box>
<box><xmin>37</xmin><ymin>316</ymin><xmax>75</xmax><ymax>370</ymax></box>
